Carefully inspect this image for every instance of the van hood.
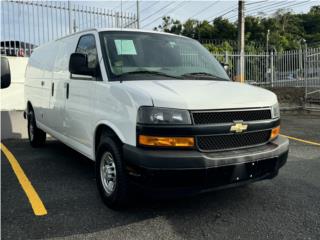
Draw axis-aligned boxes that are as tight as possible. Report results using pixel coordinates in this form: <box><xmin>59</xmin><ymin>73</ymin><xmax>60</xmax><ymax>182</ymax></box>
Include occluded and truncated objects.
<box><xmin>123</xmin><ymin>80</ymin><xmax>278</xmax><ymax>110</ymax></box>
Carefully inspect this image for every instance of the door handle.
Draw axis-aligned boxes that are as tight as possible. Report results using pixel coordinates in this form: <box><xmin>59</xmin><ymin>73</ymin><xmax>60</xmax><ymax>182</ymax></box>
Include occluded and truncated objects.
<box><xmin>51</xmin><ymin>82</ymin><xmax>54</xmax><ymax>96</ymax></box>
<box><xmin>66</xmin><ymin>83</ymin><xmax>69</xmax><ymax>99</ymax></box>
<box><xmin>41</xmin><ymin>80</ymin><xmax>45</xmax><ymax>86</ymax></box>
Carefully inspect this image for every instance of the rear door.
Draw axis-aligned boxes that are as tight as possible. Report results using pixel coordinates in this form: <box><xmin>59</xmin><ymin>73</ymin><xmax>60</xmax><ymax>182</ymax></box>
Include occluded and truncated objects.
<box><xmin>27</xmin><ymin>43</ymin><xmax>56</xmax><ymax>126</ymax></box>
<box><xmin>48</xmin><ymin>36</ymin><xmax>78</xmax><ymax>135</ymax></box>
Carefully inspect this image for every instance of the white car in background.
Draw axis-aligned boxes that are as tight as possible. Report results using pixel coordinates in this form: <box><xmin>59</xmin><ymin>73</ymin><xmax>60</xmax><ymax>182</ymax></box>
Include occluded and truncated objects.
<box><xmin>23</xmin><ymin>28</ymin><xmax>289</xmax><ymax>208</ymax></box>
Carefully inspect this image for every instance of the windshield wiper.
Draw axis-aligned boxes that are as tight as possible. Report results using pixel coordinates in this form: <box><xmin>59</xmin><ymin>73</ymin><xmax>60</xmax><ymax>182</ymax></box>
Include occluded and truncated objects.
<box><xmin>181</xmin><ymin>72</ymin><xmax>228</xmax><ymax>80</ymax></box>
<box><xmin>116</xmin><ymin>70</ymin><xmax>181</xmax><ymax>79</ymax></box>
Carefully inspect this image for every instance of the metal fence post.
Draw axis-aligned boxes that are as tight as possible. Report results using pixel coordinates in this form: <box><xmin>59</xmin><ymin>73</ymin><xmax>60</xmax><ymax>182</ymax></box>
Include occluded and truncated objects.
<box><xmin>266</xmin><ymin>51</ymin><xmax>269</xmax><ymax>85</ymax></box>
<box><xmin>224</xmin><ymin>51</ymin><xmax>228</xmax><ymax>65</ymax></box>
<box><xmin>270</xmin><ymin>51</ymin><xmax>274</xmax><ymax>87</ymax></box>
<box><xmin>304</xmin><ymin>47</ymin><xmax>308</xmax><ymax>101</ymax></box>
<box><xmin>3</xmin><ymin>2</ymin><xmax>7</xmax><ymax>55</ymax></box>
<box><xmin>299</xmin><ymin>48</ymin><xmax>303</xmax><ymax>83</ymax></box>
<box><xmin>68</xmin><ymin>0</ymin><xmax>72</xmax><ymax>34</ymax></box>
<box><xmin>115</xmin><ymin>12</ymin><xmax>119</xmax><ymax>28</ymax></box>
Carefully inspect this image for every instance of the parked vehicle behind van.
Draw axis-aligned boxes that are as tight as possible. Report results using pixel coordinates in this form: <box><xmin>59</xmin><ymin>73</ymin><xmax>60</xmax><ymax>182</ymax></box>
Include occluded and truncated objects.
<box><xmin>24</xmin><ymin>29</ymin><xmax>289</xmax><ymax>208</ymax></box>
<box><xmin>1</xmin><ymin>57</ymin><xmax>11</xmax><ymax>89</ymax></box>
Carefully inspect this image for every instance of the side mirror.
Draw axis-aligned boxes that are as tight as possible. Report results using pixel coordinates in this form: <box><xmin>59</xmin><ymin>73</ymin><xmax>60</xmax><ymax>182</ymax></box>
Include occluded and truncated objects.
<box><xmin>1</xmin><ymin>57</ymin><xmax>11</xmax><ymax>89</ymax></box>
<box><xmin>69</xmin><ymin>53</ymin><xmax>95</xmax><ymax>76</ymax></box>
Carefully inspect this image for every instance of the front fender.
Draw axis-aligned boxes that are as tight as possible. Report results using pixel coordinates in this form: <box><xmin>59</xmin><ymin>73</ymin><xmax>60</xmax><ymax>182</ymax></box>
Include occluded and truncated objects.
<box><xmin>93</xmin><ymin>119</ymin><xmax>126</xmax><ymax>143</ymax></box>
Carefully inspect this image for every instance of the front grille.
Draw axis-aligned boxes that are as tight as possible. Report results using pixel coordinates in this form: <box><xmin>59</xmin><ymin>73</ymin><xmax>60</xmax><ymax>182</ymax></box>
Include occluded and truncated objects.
<box><xmin>192</xmin><ymin>109</ymin><xmax>272</xmax><ymax>125</ymax></box>
<box><xmin>197</xmin><ymin>130</ymin><xmax>271</xmax><ymax>152</ymax></box>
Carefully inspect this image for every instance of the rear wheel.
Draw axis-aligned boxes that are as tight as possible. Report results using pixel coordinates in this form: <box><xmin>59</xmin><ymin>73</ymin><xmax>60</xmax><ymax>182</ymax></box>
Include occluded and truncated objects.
<box><xmin>96</xmin><ymin>136</ymin><xmax>130</xmax><ymax>209</ymax></box>
<box><xmin>28</xmin><ymin>108</ymin><xmax>46</xmax><ymax>147</ymax></box>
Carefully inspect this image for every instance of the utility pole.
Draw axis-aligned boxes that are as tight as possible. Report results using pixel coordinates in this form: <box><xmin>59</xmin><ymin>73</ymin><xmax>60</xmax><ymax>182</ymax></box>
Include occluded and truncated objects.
<box><xmin>136</xmin><ymin>0</ymin><xmax>140</xmax><ymax>29</ymax></box>
<box><xmin>237</xmin><ymin>0</ymin><xmax>245</xmax><ymax>83</ymax></box>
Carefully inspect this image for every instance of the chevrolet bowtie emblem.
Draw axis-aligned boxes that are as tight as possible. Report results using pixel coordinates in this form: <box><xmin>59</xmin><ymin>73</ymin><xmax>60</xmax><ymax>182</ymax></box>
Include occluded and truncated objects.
<box><xmin>230</xmin><ymin>122</ymin><xmax>248</xmax><ymax>133</ymax></box>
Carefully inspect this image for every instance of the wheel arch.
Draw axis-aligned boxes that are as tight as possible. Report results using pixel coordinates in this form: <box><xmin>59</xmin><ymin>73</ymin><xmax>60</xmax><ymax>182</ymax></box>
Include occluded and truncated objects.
<box><xmin>27</xmin><ymin>101</ymin><xmax>33</xmax><ymax>112</ymax></box>
<box><xmin>93</xmin><ymin>122</ymin><xmax>125</xmax><ymax>160</ymax></box>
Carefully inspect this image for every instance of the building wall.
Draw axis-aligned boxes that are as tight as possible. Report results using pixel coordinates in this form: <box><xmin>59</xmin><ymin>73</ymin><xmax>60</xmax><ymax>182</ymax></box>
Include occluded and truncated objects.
<box><xmin>1</xmin><ymin>57</ymin><xmax>29</xmax><ymax>111</ymax></box>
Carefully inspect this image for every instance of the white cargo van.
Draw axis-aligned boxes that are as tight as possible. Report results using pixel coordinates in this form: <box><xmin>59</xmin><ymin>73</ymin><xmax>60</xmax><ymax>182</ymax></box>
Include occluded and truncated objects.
<box><xmin>24</xmin><ymin>29</ymin><xmax>289</xmax><ymax>208</ymax></box>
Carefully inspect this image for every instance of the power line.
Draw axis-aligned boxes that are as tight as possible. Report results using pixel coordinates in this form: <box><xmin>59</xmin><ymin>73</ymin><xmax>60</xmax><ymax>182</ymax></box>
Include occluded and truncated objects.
<box><xmin>141</xmin><ymin>0</ymin><xmax>313</xmax><ymax>29</ymax></box>
<box><xmin>228</xmin><ymin>0</ymin><xmax>311</xmax><ymax>20</ymax></box>
<box><xmin>228</xmin><ymin>1</ymin><xmax>287</xmax><ymax>20</ymax></box>
<box><xmin>263</xmin><ymin>0</ymin><xmax>311</xmax><ymax>17</ymax></box>
<box><xmin>246</xmin><ymin>0</ymin><xmax>269</xmax><ymax>6</ymax></box>
<box><xmin>250</xmin><ymin>0</ymin><xmax>312</xmax><ymax>17</ymax></box>
<box><xmin>190</xmin><ymin>1</ymin><xmax>220</xmax><ymax>19</ymax></box>
<box><xmin>140</xmin><ymin>1</ymin><xmax>160</xmax><ymax>13</ymax></box>
<box><xmin>140</xmin><ymin>1</ymin><xmax>176</xmax><ymax>23</ymax></box>
<box><xmin>142</xmin><ymin>1</ymin><xmax>186</xmax><ymax>29</ymax></box>
<box><xmin>123</xmin><ymin>2</ymin><xmax>136</xmax><ymax>12</ymax></box>
<box><xmin>207</xmin><ymin>1</ymin><xmax>287</xmax><ymax>22</ymax></box>
<box><xmin>245</xmin><ymin>1</ymin><xmax>290</xmax><ymax>14</ymax></box>
<box><xmin>207</xmin><ymin>5</ymin><xmax>238</xmax><ymax>22</ymax></box>
<box><xmin>228</xmin><ymin>1</ymin><xmax>290</xmax><ymax>19</ymax></box>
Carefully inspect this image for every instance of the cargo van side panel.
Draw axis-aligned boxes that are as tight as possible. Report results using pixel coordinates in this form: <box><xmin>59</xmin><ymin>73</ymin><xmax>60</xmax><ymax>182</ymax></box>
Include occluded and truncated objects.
<box><xmin>25</xmin><ymin>42</ymin><xmax>58</xmax><ymax>126</ymax></box>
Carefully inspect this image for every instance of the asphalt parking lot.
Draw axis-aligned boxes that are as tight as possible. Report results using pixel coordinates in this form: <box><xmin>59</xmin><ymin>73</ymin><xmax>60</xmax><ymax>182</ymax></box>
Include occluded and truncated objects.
<box><xmin>1</xmin><ymin>112</ymin><xmax>320</xmax><ymax>240</ymax></box>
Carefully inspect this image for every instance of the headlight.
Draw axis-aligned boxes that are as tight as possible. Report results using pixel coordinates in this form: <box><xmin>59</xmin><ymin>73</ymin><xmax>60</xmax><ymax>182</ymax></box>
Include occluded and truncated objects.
<box><xmin>271</xmin><ymin>103</ymin><xmax>280</xmax><ymax>119</ymax></box>
<box><xmin>137</xmin><ymin>107</ymin><xmax>192</xmax><ymax>125</ymax></box>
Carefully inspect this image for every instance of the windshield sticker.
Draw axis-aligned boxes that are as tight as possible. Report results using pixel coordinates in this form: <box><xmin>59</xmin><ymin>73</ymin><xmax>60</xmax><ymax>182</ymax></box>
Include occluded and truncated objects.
<box><xmin>115</xmin><ymin>40</ymin><xmax>137</xmax><ymax>55</ymax></box>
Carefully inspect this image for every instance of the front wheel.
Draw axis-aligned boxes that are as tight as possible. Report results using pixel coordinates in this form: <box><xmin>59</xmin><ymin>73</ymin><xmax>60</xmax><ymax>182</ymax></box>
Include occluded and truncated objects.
<box><xmin>96</xmin><ymin>136</ymin><xmax>130</xmax><ymax>209</ymax></box>
<box><xmin>27</xmin><ymin>108</ymin><xmax>46</xmax><ymax>147</ymax></box>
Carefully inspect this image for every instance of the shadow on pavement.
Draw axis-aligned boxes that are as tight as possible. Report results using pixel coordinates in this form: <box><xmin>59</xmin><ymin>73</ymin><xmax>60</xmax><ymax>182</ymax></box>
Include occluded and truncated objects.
<box><xmin>1</xmin><ymin>111</ymin><xmax>23</xmax><ymax>139</ymax></box>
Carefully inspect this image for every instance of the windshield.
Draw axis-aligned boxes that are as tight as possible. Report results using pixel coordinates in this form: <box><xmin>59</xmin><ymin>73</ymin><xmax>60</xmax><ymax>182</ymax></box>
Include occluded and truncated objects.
<box><xmin>99</xmin><ymin>31</ymin><xmax>230</xmax><ymax>81</ymax></box>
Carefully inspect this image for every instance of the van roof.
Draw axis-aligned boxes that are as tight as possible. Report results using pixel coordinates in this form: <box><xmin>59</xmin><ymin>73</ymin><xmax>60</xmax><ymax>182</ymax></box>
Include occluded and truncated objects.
<box><xmin>56</xmin><ymin>28</ymin><xmax>189</xmax><ymax>41</ymax></box>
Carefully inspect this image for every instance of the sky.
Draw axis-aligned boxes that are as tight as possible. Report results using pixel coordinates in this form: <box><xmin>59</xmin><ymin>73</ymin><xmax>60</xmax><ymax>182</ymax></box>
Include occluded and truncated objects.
<box><xmin>1</xmin><ymin>0</ymin><xmax>319</xmax><ymax>47</ymax></box>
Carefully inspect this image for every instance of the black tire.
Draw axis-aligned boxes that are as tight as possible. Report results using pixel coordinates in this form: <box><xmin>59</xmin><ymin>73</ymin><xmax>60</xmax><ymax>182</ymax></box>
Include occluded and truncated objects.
<box><xmin>96</xmin><ymin>135</ymin><xmax>129</xmax><ymax>209</ymax></box>
<box><xmin>27</xmin><ymin>108</ymin><xmax>46</xmax><ymax>147</ymax></box>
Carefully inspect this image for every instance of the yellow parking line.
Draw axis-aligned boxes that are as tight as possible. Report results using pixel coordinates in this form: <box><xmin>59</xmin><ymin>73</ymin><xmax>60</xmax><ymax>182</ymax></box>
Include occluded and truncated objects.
<box><xmin>0</xmin><ymin>143</ymin><xmax>47</xmax><ymax>216</ymax></box>
<box><xmin>280</xmin><ymin>134</ymin><xmax>320</xmax><ymax>147</ymax></box>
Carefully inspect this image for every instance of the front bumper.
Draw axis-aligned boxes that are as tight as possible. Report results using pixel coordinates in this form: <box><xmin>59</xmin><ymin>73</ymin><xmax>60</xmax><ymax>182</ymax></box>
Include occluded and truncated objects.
<box><xmin>123</xmin><ymin>135</ymin><xmax>289</xmax><ymax>190</ymax></box>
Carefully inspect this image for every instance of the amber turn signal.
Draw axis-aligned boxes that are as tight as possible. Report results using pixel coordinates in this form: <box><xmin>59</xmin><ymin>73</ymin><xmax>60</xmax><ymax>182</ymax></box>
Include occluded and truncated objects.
<box><xmin>270</xmin><ymin>126</ymin><xmax>280</xmax><ymax>140</ymax></box>
<box><xmin>139</xmin><ymin>135</ymin><xmax>194</xmax><ymax>147</ymax></box>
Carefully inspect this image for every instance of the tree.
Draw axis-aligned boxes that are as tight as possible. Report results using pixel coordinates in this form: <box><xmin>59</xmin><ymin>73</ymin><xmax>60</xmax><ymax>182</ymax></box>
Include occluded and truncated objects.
<box><xmin>182</xmin><ymin>19</ymin><xmax>198</xmax><ymax>38</ymax></box>
<box><xmin>245</xmin><ymin>16</ymin><xmax>264</xmax><ymax>43</ymax></box>
<box><xmin>197</xmin><ymin>20</ymin><xmax>215</xmax><ymax>39</ymax></box>
<box><xmin>212</xmin><ymin>17</ymin><xmax>237</xmax><ymax>41</ymax></box>
<box><xmin>154</xmin><ymin>16</ymin><xmax>182</xmax><ymax>34</ymax></box>
<box><xmin>153</xmin><ymin>5</ymin><xmax>320</xmax><ymax>51</ymax></box>
<box><xmin>310</xmin><ymin>5</ymin><xmax>320</xmax><ymax>15</ymax></box>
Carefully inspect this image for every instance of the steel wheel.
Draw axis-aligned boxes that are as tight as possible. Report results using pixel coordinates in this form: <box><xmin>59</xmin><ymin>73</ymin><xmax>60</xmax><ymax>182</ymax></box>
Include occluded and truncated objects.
<box><xmin>26</xmin><ymin>107</ymin><xmax>46</xmax><ymax>147</ymax></box>
<box><xmin>100</xmin><ymin>152</ymin><xmax>117</xmax><ymax>196</ymax></box>
<box><xmin>96</xmin><ymin>136</ymin><xmax>130</xmax><ymax>208</ymax></box>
